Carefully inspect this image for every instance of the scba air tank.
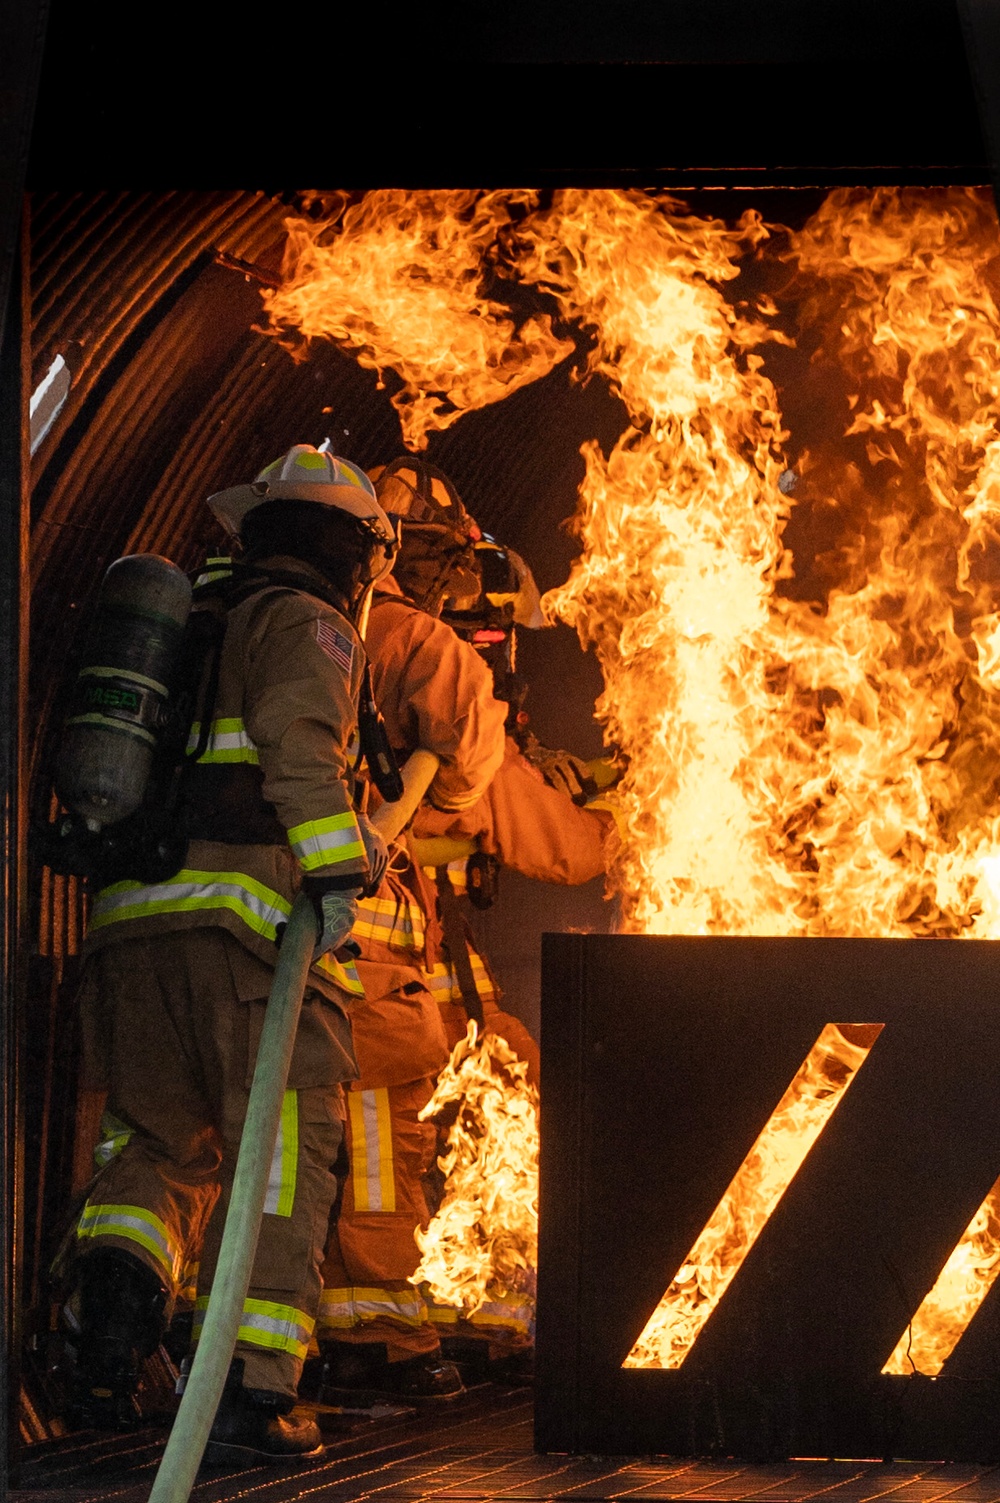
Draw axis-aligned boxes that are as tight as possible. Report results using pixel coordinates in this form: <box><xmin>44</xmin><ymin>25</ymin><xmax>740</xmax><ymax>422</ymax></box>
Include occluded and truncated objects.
<box><xmin>56</xmin><ymin>555</ymin><xmax>193</xmax><ymax>830</ymax></box>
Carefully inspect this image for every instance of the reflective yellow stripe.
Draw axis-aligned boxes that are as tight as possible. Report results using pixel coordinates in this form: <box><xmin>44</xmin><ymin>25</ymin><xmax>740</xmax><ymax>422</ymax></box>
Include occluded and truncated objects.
<box><xmin>194</xmin><ymin>1295</ymin><xmax>314</xmax><ymax>1359</ymax></box>
<box><xmin>375</xmin><ymin>1090</ymin><xmax>395</xmax><ymax>1210</ymax></box>
<box><xmin>177</xmin><ymin>1259</ymin><xmax>199</xmax><ymax>1306</ymax></box>
<box><xmin>287</xmin><ymin>811</ymin><xmax>365</xmax><ymax>872</ymax></box>
<box><xmin>77</xmin><ymin>1202</ymin><xmax>182</xmax><ymax>1283</ymax></box>
<box><xmin>422</xmin><ymin>859</ymin><xmax>468</xmax><ymax>895</ymax></box>
<box><xmin>424</xmin><ymin>1290</ymin><xmax>534</xmax><ymax>1337</ymax></box>
<box><xmin>466</xmin><ymin>1297</ymin><xmax>535</xmax><ymax>1334</ymax></box>
<box><xmin>423</xmin><ymin>954</ymin><xmax>496</xmax><ymax>1005</ymax></box>
<box><xmin>352</xmin><ymin>893</ymin><xmax>425</xmax><ymax>951</ymax></box>
<box><xmin>314</xmin><ymin>950</ymin><xmax>365</xmax><ymax>996</ymax></box>
<box><xmin>425</xmin><ymin>1304</ymin><xmax>460</xmax><ymax>1326</ymax></box>
<box><xmin>317</xmin><ymin>1285</ymin><xmax>428</xmax><ymax>1331</ymax></box>
<box><xmin>187</xmin><ymin>716</ymin><xmax>260</xmax><ymax>765</ymax></box>
<box><xmin>264</xmin><ymin>1090</ymin><xmax>298</xmax><ymax>1218</ymax></box>
<box><xmin>348</xmin><ymin>1089</ymin><xmax>395</xmax><ymax>1213</ymax></box>
<box><xmin>93</xmin><ymin>1111</ymin><xmax>133</xmax><ymax>1169</ymax></box>
<box><xmin>90</xmin><ymin>870</ymin><xmax>291</xmax><ymax>943</ymax></box>
<box><xmin>193</xmin><ymin>557</ymin><xmax>233</xmax><ymax>588</ymax></box>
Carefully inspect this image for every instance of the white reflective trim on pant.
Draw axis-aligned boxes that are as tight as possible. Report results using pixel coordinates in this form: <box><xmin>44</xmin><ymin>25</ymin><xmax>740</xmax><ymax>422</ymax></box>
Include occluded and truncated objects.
<box><xmin>77</xmin><ymin>1202</ymin><xmax>182</xmax><ymax>1284</ymax></box>
<box><xmin>466</xmin><ymin>1297</ymin><xmax>535</xmax><ymax>1335</ymax></box>
<box><xmin>263</xmin><ymin>1090</ymin><xmax>298</xmax><ymax>1217</ymax></box>
<box><xmin>317</xmin><ymin>1285</ymin><xmax>429</xmax><ymax>1331</ymax></box>
<box><xmin>348</xmin><ymin>1089</ymin><xmax>395</xmax><ymax>1212</ymax></box>
<box><xmin>194</xmin><ymin>1295</ymin><xmax>315</xmax><ymax>1360</ymax></box>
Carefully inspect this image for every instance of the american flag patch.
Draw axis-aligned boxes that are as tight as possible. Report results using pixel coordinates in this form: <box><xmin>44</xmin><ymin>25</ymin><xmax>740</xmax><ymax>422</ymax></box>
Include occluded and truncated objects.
<box><xmin>316</xmin><ymin>620</ymin><xmax>355</xmax><ymax>674</ymax></box>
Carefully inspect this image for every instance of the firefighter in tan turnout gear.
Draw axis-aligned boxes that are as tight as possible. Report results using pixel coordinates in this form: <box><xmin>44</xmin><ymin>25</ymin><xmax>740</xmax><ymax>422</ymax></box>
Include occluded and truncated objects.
<box><xmin>65</xmin><ymin>445</ymin><xmax>394</xmax><ymax>1465</ymax></box>
<box><xmin>316</xmin><ymin>458</ymin><xmax>507</xmax><ymax>1402</ymax></box>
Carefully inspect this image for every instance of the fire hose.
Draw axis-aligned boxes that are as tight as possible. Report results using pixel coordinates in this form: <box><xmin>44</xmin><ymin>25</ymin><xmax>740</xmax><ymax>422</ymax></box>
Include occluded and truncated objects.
<box><xmin>368</xmin><ymin>747</ymin><xmax>441</xmax><ymax>844</ymax></box>
<box><xmin>146</xmin><ymin>892</ymin><xmax>316</xmax><ymax>1503</ymax></box>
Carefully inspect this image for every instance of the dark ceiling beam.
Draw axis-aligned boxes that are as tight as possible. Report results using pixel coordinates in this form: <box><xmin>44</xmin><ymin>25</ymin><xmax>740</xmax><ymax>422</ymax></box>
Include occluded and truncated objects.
<box><xmin>26</xmin><ymin>1</ymin><xmax>986</xmax><ymax>188</ymax></box>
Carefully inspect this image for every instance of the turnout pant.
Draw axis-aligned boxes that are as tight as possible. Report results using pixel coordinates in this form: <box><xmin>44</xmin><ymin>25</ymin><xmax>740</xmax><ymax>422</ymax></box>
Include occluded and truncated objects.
<box><xmin>318</xmin><ymin>978</ymin><xmax>448</xmax><ymax>1358</ymax></box>
<box><xmin>318</xmin><ymin>1077</ymin><xmax>440</xmax><ymax>1358</ymax></box>
<box><xmin>74</xmin><ymin>929</ymin><xmax>351</xmax><ymax>1399</ymax></box>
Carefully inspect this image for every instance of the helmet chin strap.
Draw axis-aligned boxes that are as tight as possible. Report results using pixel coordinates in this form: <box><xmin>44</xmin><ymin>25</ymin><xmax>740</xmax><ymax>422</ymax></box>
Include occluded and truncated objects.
<box><xmin>353</xmin><ymin>533</ymin><xmax>397</xmax><ymax>638</ymax></box>
<box><xmin>355</xmin><ymin>582</ymin><xmax>375</xmax><ymax>641</ymax></box>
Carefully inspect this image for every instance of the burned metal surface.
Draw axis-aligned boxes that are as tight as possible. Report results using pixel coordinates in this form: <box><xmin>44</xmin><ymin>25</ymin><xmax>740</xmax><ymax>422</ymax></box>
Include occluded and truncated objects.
<box><xmin>537</xmin><ymin>934</ymin><xmax>1000</xmax><ymax>1461</ymax></box>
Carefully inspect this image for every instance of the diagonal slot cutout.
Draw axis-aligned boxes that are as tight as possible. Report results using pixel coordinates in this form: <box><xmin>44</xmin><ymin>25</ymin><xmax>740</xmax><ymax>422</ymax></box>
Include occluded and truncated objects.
<box><xmin>883</xmin><ymin>1175</ymin><xmax>1000</xmax><ymax>1376</ymax></box>
<box><xmin>624</xmin><ymin>1022</ymin><xmax>883</xmax><ymax>1369</ymax></box>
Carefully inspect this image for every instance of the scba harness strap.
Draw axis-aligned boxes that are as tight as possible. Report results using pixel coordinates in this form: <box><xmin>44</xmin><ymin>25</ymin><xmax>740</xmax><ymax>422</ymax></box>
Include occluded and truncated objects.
<box><xmin>43</xmin><ymin>560</ymin><xmax>400</xmax><ymax>884</ymax></box>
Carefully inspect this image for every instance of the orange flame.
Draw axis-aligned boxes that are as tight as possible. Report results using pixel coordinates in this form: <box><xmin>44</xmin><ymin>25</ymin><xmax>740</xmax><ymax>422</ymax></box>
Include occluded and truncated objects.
<box><xmin>515</xmin><ymin>189</ymin><xmax>799</xmax><ymax>934</ymax></box>
<box><xmin>261</xmin><ymin>190</ymin><xmax>573</xmax><ymax>450</ymax></box>
<box><xmin>883</xmin><ymin>1176</ymin><xmax>1000</xmax><ymax>1375</ymax></box>
<box><xmin>267</xmin><ymin>186</ymin><xmax>1000</xmax><ymax>1363</ymax></box>
<box><xmin>625</xmin><ymin>1024</ymin><xmax>880</xmax><ymax>1368</ymax></box>
<box><xmin>411</xmin><ymin>1023</ymin><xmax>538</xmax><ymax>1319</ymax></box>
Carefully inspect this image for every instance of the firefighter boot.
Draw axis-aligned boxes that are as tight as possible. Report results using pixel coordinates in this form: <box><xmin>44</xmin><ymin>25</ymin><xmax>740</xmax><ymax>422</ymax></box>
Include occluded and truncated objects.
<box><xmin>320</xmin><ymin>1340</ymin><xmax>464</xmax><ymax>1405</ymax></box>
<box><xmin>69</xmin><ymin>1247</ymin><xmax>168</xmax><ymax>1429</ymax></box>
<box><xmin>203</xmin><ymin>1359</ymin><xmax>324</xmax><ymax>1468</ymax></box>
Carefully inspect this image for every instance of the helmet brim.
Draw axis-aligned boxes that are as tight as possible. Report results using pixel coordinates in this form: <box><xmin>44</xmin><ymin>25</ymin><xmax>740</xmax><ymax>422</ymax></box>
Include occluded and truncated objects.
<box><xmin>208</xmin><ymin>480</ymin><xmax>396</xmax><ymax>543</ymax></box>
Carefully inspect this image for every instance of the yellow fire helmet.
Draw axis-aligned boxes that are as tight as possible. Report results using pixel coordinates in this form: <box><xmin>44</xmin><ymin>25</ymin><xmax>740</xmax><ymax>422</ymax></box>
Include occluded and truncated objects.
<box><xmin>208</xmin><ymin>443</ymin><xmax>396</xmax><ymax>546</ymax></box>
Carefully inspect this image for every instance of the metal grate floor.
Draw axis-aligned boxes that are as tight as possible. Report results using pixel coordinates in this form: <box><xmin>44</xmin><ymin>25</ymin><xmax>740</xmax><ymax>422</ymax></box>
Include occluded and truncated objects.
<box><xmin>13</xmin><ymin>1389</ymin><xmax>1000</xmax><ymax>1503</ymax></box>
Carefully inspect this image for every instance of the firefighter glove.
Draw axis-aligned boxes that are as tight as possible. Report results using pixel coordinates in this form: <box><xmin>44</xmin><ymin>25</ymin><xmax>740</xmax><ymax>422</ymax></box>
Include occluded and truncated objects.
<box><xmin>526</xmin><ymin>742</ymin><xmax>598</xmax><ymax>805</ymax></box>
<box><xmin>357</xmin><ymin>810</ymin><xmax>389</xmax><ymax>895</ymax></box>
<box><xmin>301</xmin><ymin>874</ymin><xmax>361</xmax><ymax>960</ymax></box>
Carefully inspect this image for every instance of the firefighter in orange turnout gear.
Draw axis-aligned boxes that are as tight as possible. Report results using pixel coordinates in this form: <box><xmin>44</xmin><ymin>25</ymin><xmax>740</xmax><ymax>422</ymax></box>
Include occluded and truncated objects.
<box><xmin>411</xmin><ymin>537</ymin><xmax>617</xmax><ymax>1360</ymax></box>
<box><xmin>316</xmin><ymin>458</ymin><xmax>507</xmax><ymax>1403</ymax></box>
<box><xmin>64</xmin><ymin>446</ymin><xmax>394</xmax><ymax>1465</ymax></box>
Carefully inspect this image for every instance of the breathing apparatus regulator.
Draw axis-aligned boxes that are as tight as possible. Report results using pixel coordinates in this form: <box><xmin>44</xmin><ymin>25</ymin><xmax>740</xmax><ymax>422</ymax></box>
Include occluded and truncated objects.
<box><xmin>443</xmin><ymin>535</ymin><xmax>544</xmax><ymax>734</ymax></box>
<box><xmin>444</xmin><ymin>536</ymin><xmax>617</xmax><ymax>809</ymax></box>
<box><xmin>42</xmin><ymin>444</ymin><xmax>404</xmax><ymax>885</ymax></box>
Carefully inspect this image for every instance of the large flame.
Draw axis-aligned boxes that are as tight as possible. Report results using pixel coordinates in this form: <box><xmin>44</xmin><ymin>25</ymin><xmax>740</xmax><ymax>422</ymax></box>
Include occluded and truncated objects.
<box><xmin>514</xmin><ymin>190</ymin><xmax>799</xmax><ymax>935</ymax></box>
<box><xmin>262</xmin><ymin>190</ymin><xmax>573</xmax><ymax>450</ymax></box>
<box><xmin>267</xmin><ymin>186</ymin><xmax>1000</xmax><ymax>1368</ymax></box>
